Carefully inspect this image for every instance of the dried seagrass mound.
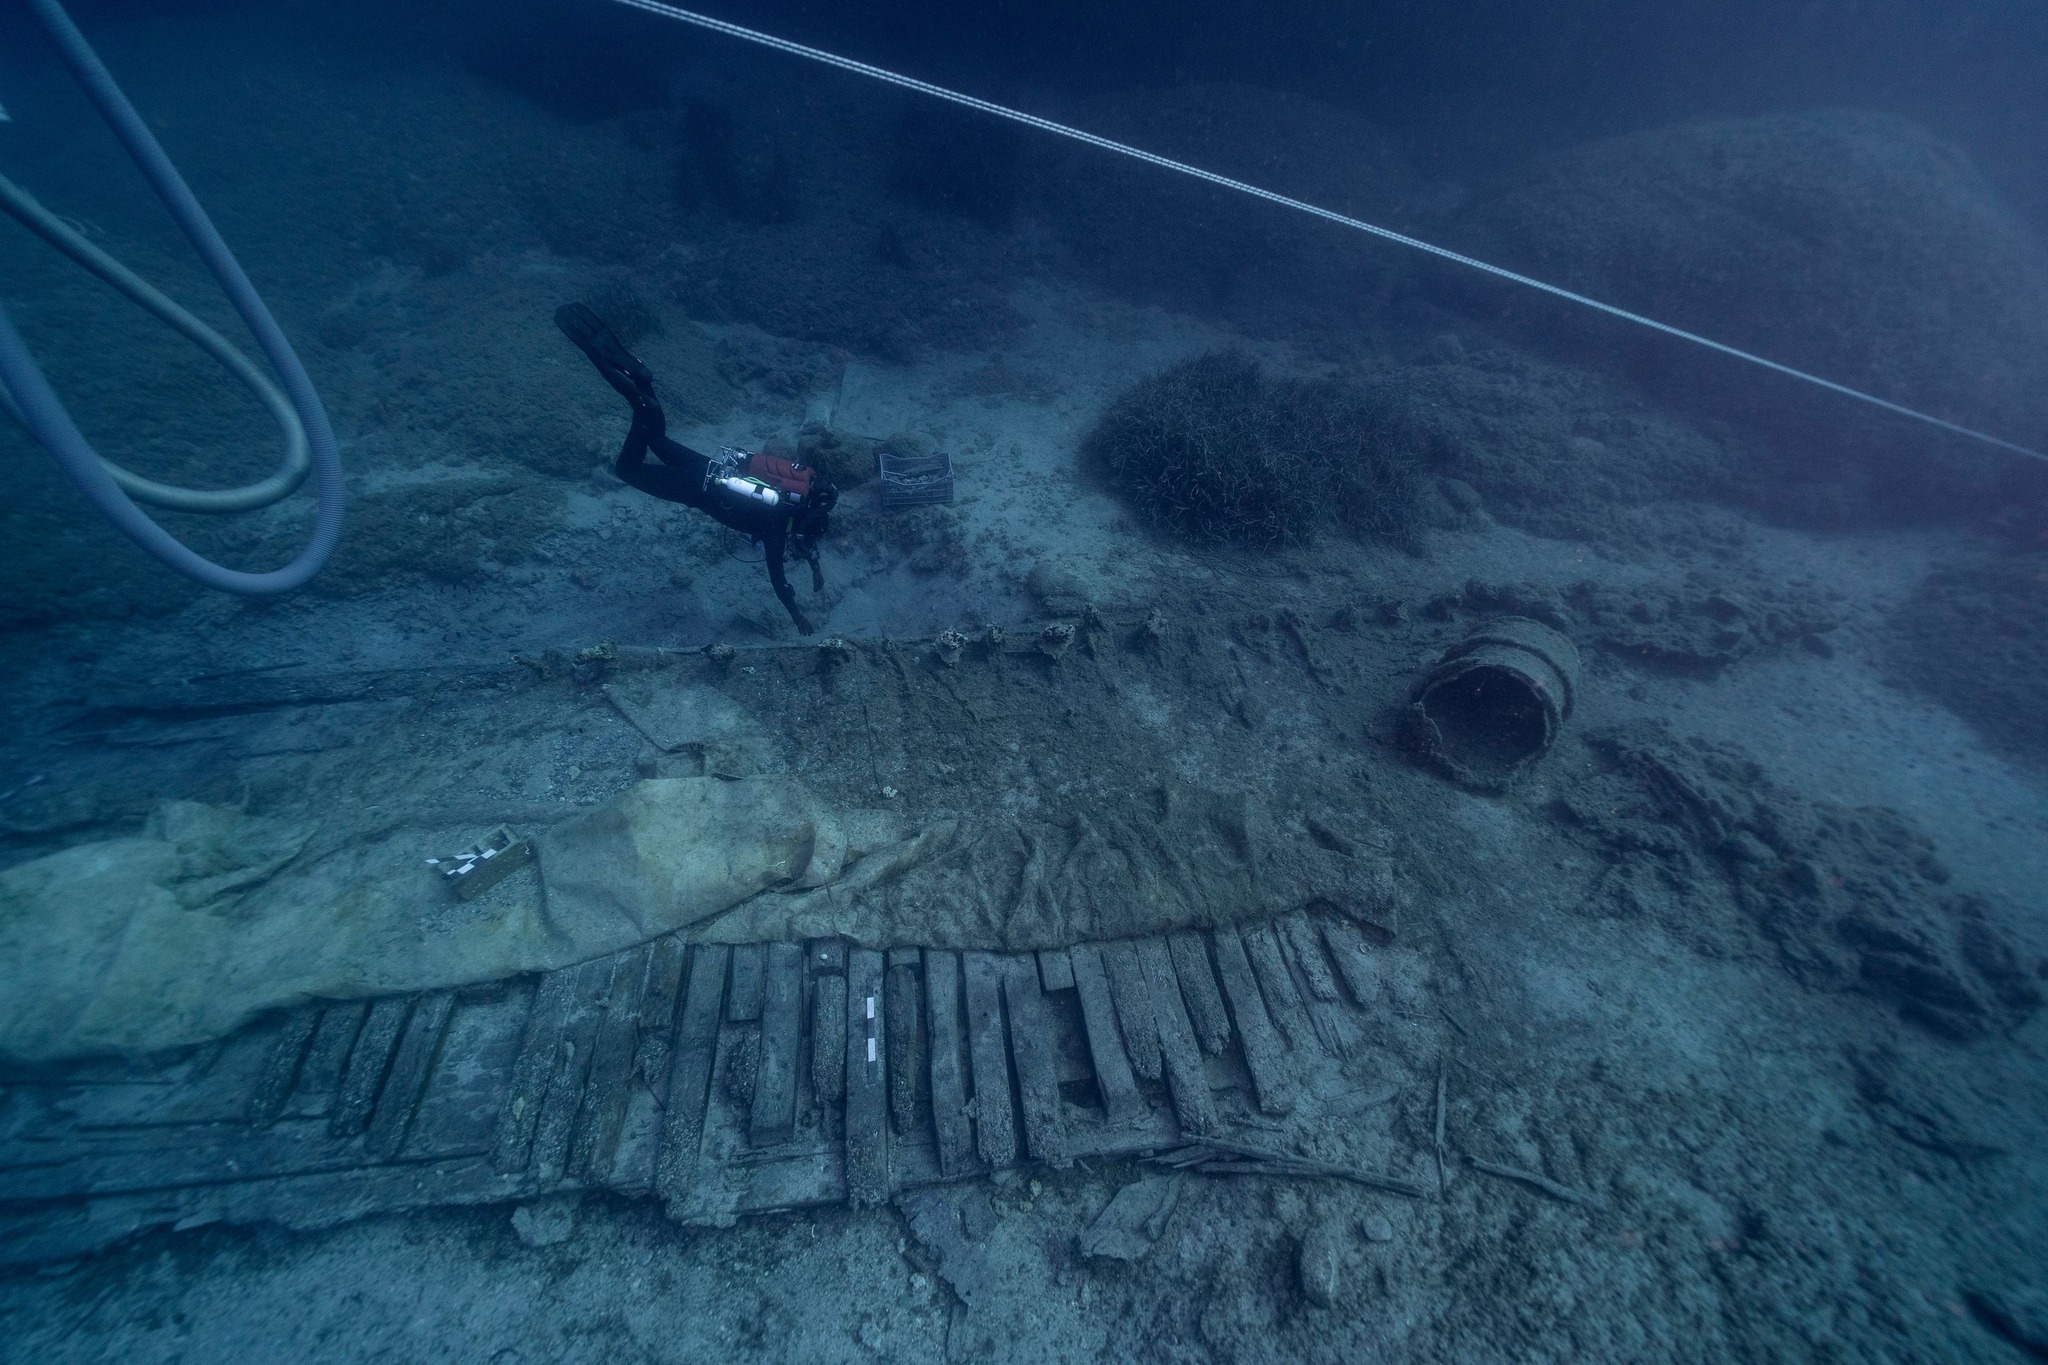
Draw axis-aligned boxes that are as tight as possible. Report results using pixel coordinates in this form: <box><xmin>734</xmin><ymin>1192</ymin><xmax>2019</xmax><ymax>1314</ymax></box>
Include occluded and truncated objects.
<box><xmin>1081</xmin><ymin>351</ymin><xmax>1426</xmax><ymax>549</ymax></box>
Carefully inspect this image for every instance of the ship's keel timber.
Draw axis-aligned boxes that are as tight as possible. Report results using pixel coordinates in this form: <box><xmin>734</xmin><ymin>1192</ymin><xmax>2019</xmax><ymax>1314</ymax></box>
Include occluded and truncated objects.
<box><xmin>0</xmin><ymin>910</ymin><xmax>1406</xmax><ymax>1265</ymax></box>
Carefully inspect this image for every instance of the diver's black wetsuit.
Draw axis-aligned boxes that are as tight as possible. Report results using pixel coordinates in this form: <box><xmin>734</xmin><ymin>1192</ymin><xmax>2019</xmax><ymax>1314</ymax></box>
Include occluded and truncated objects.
<box><xmin>557</xmin><ymin>303</ymin><xmax>831</xmax><ymax>633</ymax></box>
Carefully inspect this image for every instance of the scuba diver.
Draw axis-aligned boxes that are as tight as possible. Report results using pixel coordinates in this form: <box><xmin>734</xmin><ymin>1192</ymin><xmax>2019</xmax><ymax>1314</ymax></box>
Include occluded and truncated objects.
<box><xmin>555</xmin><ymin>303</ymin><xmax>837</xmax><ymax>634</ymax></box>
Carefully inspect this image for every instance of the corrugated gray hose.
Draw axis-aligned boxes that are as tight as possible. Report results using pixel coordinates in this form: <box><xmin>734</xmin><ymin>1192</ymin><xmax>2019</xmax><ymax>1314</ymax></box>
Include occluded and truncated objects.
<box><xmin>0</xmin><ymin>0</ymin><xmax>342</xmax><ymax>594</ymax></box>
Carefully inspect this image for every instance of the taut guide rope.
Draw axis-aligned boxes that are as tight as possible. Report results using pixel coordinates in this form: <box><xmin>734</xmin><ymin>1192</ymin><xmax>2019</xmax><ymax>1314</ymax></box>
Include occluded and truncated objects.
<box><xmin>605</xmin><ymin>0</ymin><xmax>2047</xmax><ymax>466</ymax></box>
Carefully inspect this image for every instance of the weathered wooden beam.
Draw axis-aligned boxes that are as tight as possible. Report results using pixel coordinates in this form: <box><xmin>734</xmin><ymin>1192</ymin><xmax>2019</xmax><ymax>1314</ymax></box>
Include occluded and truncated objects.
<box><xmin>923</xmin><ymin>950</ymin><xmax>975</xmax><ymax>1178</ymax></box>
<box><xmin>331</xmin><ymin>996</ymin><xmax>412</xmax><ymax>1138</ymax></box>
<box><xmin>1211</xmin><ymin>929</ymin><xmax>1295</xmax><ymax>1116</ymax></box>
<box><xmin>656</xmin><ymin>944</ymin><xmax>729</xmax><ymax>1214</ymax></box>
<box><xmin>1001</xmin><ymin>957</ymin><xmax>1070</xmax><ymax>1168</ymax></box>
<box><xmin>962</xmin><ymin>952</ymin><xmax>1017</xmax><ymax>1168</ymax></box>
<box><xmin>1167</xmin><ymin>932</ymin><xmax>1232</xmax><ymax>1056</ymax></box>
<box><xmin>1068</xmin><ymin>945</ymin><xmax>1144</xmax><ymax>1126</ymax></box>
<box><xmin>749</xmin><ymin>943</ymin><xmax>805</xmax><ymax>1147</ymax></box>
<box><xmin>246</xmin><ymin>1008</ymin><xmax>321</xmax><ymax>1129</ymax></box>
<box><xmin>365</xmin><ymin>991</ymin><xmax>454</xmax><ymax>1160</ymax></box>
<box><xmin>571</xmin><ymin>946</ymin><xmax>652</xmax><ymax>1183</ymax></box>
<box><xmin>844</xmin><ymin>950</ymin><xmax>890</xmax><ymax>1206</ymax></box>
<box><xmin>1136</xmin><ymin>939</ymin><xmax>1216</xmax><ymax>1137</ymax></box>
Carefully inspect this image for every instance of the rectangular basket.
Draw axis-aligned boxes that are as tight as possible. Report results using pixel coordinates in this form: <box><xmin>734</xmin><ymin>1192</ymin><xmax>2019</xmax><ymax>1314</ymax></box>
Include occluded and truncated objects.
<box><xmin>876</xmin><ymin>449</ymin><xmax>955</xmax><ymax>509</ymax></box>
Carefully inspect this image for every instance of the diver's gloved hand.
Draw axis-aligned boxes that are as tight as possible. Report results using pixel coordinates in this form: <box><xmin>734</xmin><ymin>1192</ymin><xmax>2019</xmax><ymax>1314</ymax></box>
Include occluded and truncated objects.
<box><xmin>792</xmin><ymin>611</ymin><xmax>816</xmax><ymax>636</ymax></box>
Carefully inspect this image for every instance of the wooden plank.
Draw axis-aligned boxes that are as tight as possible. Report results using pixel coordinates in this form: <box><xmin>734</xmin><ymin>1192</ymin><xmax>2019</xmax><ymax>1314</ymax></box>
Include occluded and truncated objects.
<box><xmin>961</xmin><ymin>952</ymin><xmax>1018</xmax><ymax>1168</ymax></box>
<box><xmin>1101</xmin><ymin>941</ymin><xmax>1163</xmax><ymax>1081</ymax></box>
<box><xmin>1278</xmin><ymin>915</ymin><xmax>1349</xmax><ymax>1054</ymax></box>
<box><xmin>733</xmin><ymin>1148</ymin><xmax>845</xmax><ymax>1218</ymax></box>
<box><xmin>1037</xmin><ymin>948</ymin><xmax>1076</xmax><ymax>993</ymax></box>
<box><xmin>150</xmin><ymin>1154</ymin><xmax>532</xmax><ymax>1248</ymax></box>
<box><xmin>885</xmin><ymin>952</ymin><xmax>926</xmax><ymax>1139</ymax></box>
<box><xmin>3</xmin><ymin>1120</ymin><xmax>409</xmax><ymax>1201</ymax></box>
<box><xmin>727</xmin><ymin>943</ymin><xmax>766</xmax><ymax>1022</ymax></box>
<box><xmin>1243</xmin><ymin>923</ymin><xmax>1317</xmax><ymax>1052</ymax></box>
<box><xmin>0</xmin><ymin>1196</ymin><xmax>188</xmax><ymax>1271</ymax></box>
<box><xmin>1211</xmin><ymin>928</ymin><xmax>1295</xmax><ymax>1115</ymax></box>
<box><xmin>571</xmin><ymin>945</ymin><xmax>652</xmax><ymax>1183</ymax></box>
<box><xmin>491</xmin><ymin>967</ymin><xmax>580</xmax><ymax>1172</ymax></box>
<box><xmin>809</xmin><ymin>938</ymin><xmax>848</xmax><ymax>975</ymax></box>
<box><xmin>0</xmin><ymin>1154</ymin><xmax>536</xmax><ymax>1266</ymax></box>
<box><xmin>1319</xmin><ymin>917</ymin><xmax>1382</xmax><ymax>1007</ymax></box>
<box><xmin>246</xmin><ymin>1008</ymin><xmax>321</xmax><ymax>1129</ymax></box>
<box><xmin>402</xmin><ymin>984</ymin><xmax>530</xmax><ymax>1159</ymax></box>
<box><xmin>811</xmin><ymin>974</ymin><xmax>848</xmax><ymax>1107</ymax></box>
<box><xmin>634</xmin><ymin>936</ymin><xmax>688</xmax><ymax>1089</ymax></box>
<box><xmin>331</xmin><ymin>996</ymin><xmax>412</xmax><ymax>1138</ymax></box>
<box><xmin>31</xmin><ymin>1037</ymin><xmax>272</xmax><ymax>1133</ymax></box>
<box><xmin>922</xmin><ymin>949</ymin><xmax>975</xmax><ymax>1178</ymax></box>
<box><xmin>1068</xmin><ymin>945</ymin><xmax>1144</xmax><ymax>1125</ymax></box>
<box><xmin>1135</xmin><ymin>939</ymin><xmax>1217</xmax><ymax>1136</ymax></box>
<box><xmin>1280</xmin><ymin>915</ymin><xmax>1342</xmax><ymax>1002</ymax></box>
<box><xmin>843</xmin><ymin>949</ymin><xmax>890</xmax><ymax>1206</ymax></box>
<box><xmin>211</xmin><ymin>1154</ymin><xmax>534</xmax><ymax>1232</ymax></box>
<box><xmin>1000</xmin><ymin>958</ymin><xmax>1070</xmax><ymax>1167</ymax></box>
<box><xmin>364</xmin><ymin>991</ymin><xmax>454</xmax><ymax>1160</ymax></box>
<box><xmin>1168</xmin><ymin>932</ymin><xmax>1232</xmax><ymax>1056</ymax></box>
<box><xmin>530</xmin><ymin>958</ymin><xmax>616</xmax><ymax>1185</ymax></box>
<box><xmin>749</xmin><ymin>943</ymin><xmax>805</xmax><ymax>1146</ymax></box>
<box><xmin>604</xmin><ymin>1085</ymin><xmax>666</xmax><ymax>1194</ymax></box>
<box><xmin>656</xmin><ymin>944</ymin><xmax>729</xmax><ymax>1212</ymax></box>
<box><xmin>682</xmin><ymin>1015</ymin><xmax>752</xmax><ymax>1226</ymax></box>
<box><xmin>292</xmin><ymin>1001</ymin><xmax>368</xmax><ymax>1116</ymax></box>
<box><xmin>885</xmin><ymin>1133</ymin><xmax>943</xmax><ymax>1191</ymax></box>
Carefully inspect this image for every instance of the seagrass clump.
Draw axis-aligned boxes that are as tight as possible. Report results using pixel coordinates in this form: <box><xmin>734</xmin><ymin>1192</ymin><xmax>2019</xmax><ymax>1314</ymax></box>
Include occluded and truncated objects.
<box><xmin>1081</xmin><ymin>351</ymin><xmax>1422</xmax><ymax>548</ymax></box>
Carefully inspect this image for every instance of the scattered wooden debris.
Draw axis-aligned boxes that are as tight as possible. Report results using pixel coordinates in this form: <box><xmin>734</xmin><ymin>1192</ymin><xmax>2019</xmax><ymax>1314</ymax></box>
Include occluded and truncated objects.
<box><xmin>1077</xmin><ymin>1176</ymin><xmax>1181</xmax><ymax>1262</ymax></box>
<box><xmin>897</xmin><ymin>1188</ymin><xmax>989</xmax><ymax>1310</ymax></box>
<box><xmin>1467</xmin><ymin>1156</ymin><xmax>1606</xmax><ymax>1211</ymax></box>
<box><xmin>1154</xmin><ymin>1136</ymin><xmax>1426</xmax><ymax>1199</ymax></box>
<box><xmin>1433</xmin><ymin>1058</ymin><xmax>1449</xmax><ymax>1197</ymax></box>
<box><xmin>1323</xmin><ymin>1081</ymin><xmax>1400</xmax><ymax>1115</ymax></box>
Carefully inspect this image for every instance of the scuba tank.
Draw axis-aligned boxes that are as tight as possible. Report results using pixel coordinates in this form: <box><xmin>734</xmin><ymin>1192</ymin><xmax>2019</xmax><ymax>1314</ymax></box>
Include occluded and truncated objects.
<box><xmin>706</xmin><ymin>446</ymin><xmax>781</xmax><ymax>508</ymax></box>
<box><xmin>712</xmin><ymin>473</ymin><xmax>781</xmax><ymax>508</ymax></box>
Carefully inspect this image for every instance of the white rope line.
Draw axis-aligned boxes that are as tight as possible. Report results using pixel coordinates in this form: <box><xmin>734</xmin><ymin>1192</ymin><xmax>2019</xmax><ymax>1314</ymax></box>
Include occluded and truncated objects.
<box><xmin>607</xmin><ymin>0</ymin><xmax>2047</xmax><ymax>465</ymax></box>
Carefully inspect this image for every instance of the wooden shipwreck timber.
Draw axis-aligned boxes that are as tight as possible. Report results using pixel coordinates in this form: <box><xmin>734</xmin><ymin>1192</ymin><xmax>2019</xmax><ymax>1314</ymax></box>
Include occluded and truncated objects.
<box><xmin>0</xmin><ymin>906</ymin><xmax>1417</xmax><ymax>1266</ymax></box>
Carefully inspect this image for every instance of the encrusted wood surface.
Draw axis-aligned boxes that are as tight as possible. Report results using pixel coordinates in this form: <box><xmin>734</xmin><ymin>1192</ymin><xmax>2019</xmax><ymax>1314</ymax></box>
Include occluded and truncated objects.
<box><xmin>0</xmin><ymin>909</ymin><xmax>1398</xmax><ymax>1267</ymax></box>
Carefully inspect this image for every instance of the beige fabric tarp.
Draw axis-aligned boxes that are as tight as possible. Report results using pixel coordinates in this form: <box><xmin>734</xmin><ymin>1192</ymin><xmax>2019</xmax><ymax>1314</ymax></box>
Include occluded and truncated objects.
<box><xmin>0</xmin><ymin>752</ymin><xmax>1399</xmax><ymax>1065</ymax></box>
<box><xmin>0</xmin><ymin>778</ymin><xmax>893</xmax><ymax>1064</ymax></box>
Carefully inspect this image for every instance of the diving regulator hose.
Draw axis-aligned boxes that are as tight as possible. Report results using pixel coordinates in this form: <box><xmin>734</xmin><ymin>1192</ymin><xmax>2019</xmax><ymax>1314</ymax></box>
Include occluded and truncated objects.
<box><xmin>0</xmin><ymin>0</ymin><xmax>343</xmax><ymax>594</ymax></box>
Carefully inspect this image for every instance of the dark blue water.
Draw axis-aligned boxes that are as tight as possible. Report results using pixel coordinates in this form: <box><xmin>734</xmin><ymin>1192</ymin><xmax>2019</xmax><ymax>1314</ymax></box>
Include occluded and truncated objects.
<box><xmin>1</xmin><ymin>2</ymin><xmax>2045</xmax><ymax>1360</ymax></box>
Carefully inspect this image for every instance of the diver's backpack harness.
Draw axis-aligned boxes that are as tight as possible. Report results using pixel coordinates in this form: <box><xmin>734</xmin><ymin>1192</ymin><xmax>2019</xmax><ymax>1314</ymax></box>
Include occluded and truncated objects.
<box><xmin>706</xmin><ymin>447</ymin><xmax>819</xmax><ymax>510</ymax></box>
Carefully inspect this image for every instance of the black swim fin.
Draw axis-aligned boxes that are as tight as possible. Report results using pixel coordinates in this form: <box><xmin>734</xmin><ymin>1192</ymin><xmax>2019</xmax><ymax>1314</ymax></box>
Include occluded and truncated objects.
<box><xmin>555</xmin><ymin>302</ymin><xmax>655</xmax><ymax>403</ymax></box>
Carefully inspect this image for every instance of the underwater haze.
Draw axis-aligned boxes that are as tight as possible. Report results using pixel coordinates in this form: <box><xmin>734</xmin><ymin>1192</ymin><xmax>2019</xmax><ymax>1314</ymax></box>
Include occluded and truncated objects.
<box><xmin>2</xmin><ymin>0</ymin><xmax>2046</xmax><ymax>1359</ymax></box>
